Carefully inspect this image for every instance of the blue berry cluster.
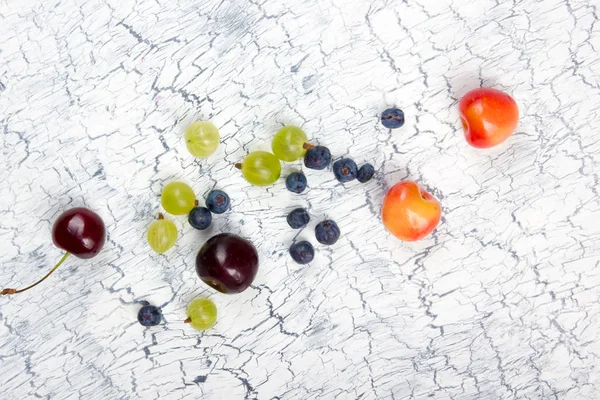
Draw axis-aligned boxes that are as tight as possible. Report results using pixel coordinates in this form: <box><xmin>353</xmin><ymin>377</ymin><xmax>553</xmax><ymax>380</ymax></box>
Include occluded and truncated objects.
<box><xmin>331</xmin><ymin>159</ymin><xmax>375</xmax><ymax>184</ymax></box>
<box><xmin>283</xmin><ymin>120</ymin><xmax>390</xmax><ymax>263</ymax></box>
<box><xmin>286</xmin><ymin>207</ymin><xmax>314</xmax><ymax>264</ymax></box>
<box><xmin>288</xmin><ymin>145</ymin><xmax>375</xmax><ymax>187</ymax></box>
<box><xmin>283</xmin><ymin>109</ymin><xmax>406</xmax><ymax>262</ymax></box>
<box><xmin>287</xmin><ymin>107</ymin><xmax>406</xmax><ymax>186</ymax></box>
<box><xmin>188</xmin><ymin>190</ymin><xmax>230</xmax><ymax>230</ymax></box>
<box><xmin>286</xmin><ymin>206</ymin><xmax>341</xmax><ymax>264</ymax></box>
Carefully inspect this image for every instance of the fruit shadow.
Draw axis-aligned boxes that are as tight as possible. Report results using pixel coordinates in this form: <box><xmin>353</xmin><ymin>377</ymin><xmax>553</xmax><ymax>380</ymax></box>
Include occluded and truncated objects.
<box><xmin>450</xmin><ymin>75</ymin><xmax>505</xmax><ymax>100</ymax></box>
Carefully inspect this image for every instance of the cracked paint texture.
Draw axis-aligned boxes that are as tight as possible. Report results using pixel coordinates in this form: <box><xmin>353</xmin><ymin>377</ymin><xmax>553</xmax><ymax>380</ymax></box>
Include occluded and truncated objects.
<box><xmin>0</xmin><ymin>0</ymin><xmax>599</xmax><ymax>399</ymax></box>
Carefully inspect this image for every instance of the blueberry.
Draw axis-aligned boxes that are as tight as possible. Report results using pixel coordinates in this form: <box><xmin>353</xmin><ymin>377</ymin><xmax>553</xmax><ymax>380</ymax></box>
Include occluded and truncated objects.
<box><xmin>357</xmin><ymin>164</ymin><xmax>375</xmax><ymax>183</ymax></box>
<box><xmin>304</xmin><ymin>146</ymin><xmax>331</xmax><ymax>170</ymax></box>
<box><xmin>286</xmin><ymin>172</ymin><xmax>307</xmax><ymax>194</ymax></box>
<box><xmin>381</xmin><ymin>108</ymin><xmax>405</xmax><ymax>129</ymax></box>
<box><xmin>315</xmin><ymin>220</ymin><xmax>340</xmax><ymax>245</ymax></box>
<box><xmin>289</xmin><ymin>241</ymin><xmax>315</xmax><ymax>264</ymax></box>
<box><xmin>287</xmin><ymin>208</ymin><xmax>310</xmax><ymax>229</ymax></box>
<box><xmin>206</xmin><ymin>190</ymin><xmax>230</xmax><ymax>214</ymax></box>
<box><xmin>188</xmin><ymin>206</ymin><xmax>212</xmax><ymax>230</ymax></box>
<box><xmin>137</xmin><ymin>305</ymin><xmax>162</xmax><ymax>327</ymax></box>
<box><xmin>333</xmin><ymin>159</ymin><xmax>358</xmax><ymax>183</ymax></box>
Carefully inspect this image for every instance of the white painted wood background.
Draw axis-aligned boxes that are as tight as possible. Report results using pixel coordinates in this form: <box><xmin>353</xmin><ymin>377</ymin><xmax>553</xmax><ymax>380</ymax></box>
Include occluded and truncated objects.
<box><xmin>1</xmin><ymin>0</ymin><xmax>599</xmax><ymax>399</ymax></box>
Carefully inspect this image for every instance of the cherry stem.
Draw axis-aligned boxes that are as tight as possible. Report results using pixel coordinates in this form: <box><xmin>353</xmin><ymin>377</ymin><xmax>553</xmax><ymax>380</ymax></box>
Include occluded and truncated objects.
<box><xmin>184</xmin><ymin>317</ymin><xmax>192</xmax><ymax>324</ymax></box>
<box><xmin>303</xmin><ymin>143</ymin><xmax>314</xmax><ymax>150</ymax></box>
<box><xmin>1</xmin><ymin>252</ymin><xmax>71</xmax><ymax>295</ymax></box>
<box><xmin>234</xmin><ymin>163</ymin><xmax>242</xmax><ymax>170</ymax></box>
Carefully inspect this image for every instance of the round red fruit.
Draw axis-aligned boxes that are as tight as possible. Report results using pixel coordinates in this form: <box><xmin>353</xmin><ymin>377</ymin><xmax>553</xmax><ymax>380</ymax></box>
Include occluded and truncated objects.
<box><xmin>459</xmin><ymin>88</ymin><xmax>519</xmax><ymax>148</ymax></box>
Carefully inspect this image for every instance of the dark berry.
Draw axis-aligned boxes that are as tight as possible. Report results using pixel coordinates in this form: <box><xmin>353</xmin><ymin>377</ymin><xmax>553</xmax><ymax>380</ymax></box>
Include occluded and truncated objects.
<box><xmin>138</xmin><ymin>305</ymin><xmax>162</xmax><ymax>327</ymax></box>
<box><xmin>333</xmin><ymin>159</ymin><xmax>358</xmax><ymax>183</ymax></box>
<box><xmin>286</xmin><ymin>172</ymin><xmax>307</xmax><ymax>194</ymax></box>
<box><xmin>304</xmin><ymin>146</ymin><xmax>331</xmax><ymax>170</ymax></box>
<box><xmin>287</xmin><ymin>208</ymin><xmax>310</xmax><ymax>229</ymax></box>
<box><xmin>289</xmin><ymin>241</ymin><xmax>315</xmax><ymax>264</ymax></box>
<box><xmin>195</xmin><ymin>233</ymin><xmax>259</xmax><ymax>294</ymax></box>
<box><xmin>315</xmin><ymin>220</ymin><xmax>340</xmax><ymax>245</ymax></box>
<box><xmin>206</xmin><ymin>190</ymin><xmax>230</xmax><ymax>214</ymax></box>
<box><xmin>357</xmin><ymin>164</ymin><xmax>375</xmax><ymax>183</ymax></box>
<box><xmin>188</xmin><ymin>206</ymin><xmax>212</xmax><ymax>230</ymax></box>
<box><xmin>381</xmin><ymin>108</ymin><xmax>405</xmax><ymax>129</ymax></box>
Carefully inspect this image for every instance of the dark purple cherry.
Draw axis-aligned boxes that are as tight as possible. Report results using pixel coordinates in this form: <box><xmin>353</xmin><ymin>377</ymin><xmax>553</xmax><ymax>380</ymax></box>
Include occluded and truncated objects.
<box><xmin>195</xmin><ymin>233</ymin><xmax>258</xmax><ymax>294</ymax></box>
<box><xmin>2</xmin><ymin>207</ymin><xmax>106</xmax><ymax>295</ymax></box>
<box><xmin>52</xmin><ymin>207</ymin><xmax>106</xmax><ymax>258</ymax></box>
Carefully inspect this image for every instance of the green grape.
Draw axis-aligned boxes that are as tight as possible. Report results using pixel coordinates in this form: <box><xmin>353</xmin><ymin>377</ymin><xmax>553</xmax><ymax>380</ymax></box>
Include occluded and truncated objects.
<box><xmin>237</xmin><ymin>151</ymin><xmax>281</xmax><ymax>186</ymax></box>
<box><xmin>161</xmin><ymin>182</ymin><xmax>196</xmax><ymax>215</ymax></box>
<box><xmin>147</xmin><ymin>215</ymin><xmax>178</xmax><ymax>253</ymax></box>
<box><xmin>185</xmin><ymin>121</ymin><xmax>220</xmax><ymax>158</ymax></box>
<box><xmin>271</xmin><ymin>126</ymin><xmax>308</xmax><ymax>162</ymax></box>
<box><xmin>185</xmin><ymin>298</ymin><xmax>217</xmax><ymax>331</ymax></box>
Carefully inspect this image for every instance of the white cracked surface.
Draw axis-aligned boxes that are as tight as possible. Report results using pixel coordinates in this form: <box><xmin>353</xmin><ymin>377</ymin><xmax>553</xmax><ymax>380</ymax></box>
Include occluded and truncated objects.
<box><xmin>1</xmin><ymin>0</ymin><xmax>599</xmax><ymax>399</ymax></box>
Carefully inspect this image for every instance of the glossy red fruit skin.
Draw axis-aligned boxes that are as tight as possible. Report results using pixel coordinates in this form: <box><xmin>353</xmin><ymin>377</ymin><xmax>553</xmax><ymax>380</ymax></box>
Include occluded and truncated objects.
<box><xmin>52</xmin><ymin>207</ymin><xmax>106</xmax><ymax>259</ymax></box>
<box><xmin>459</xmin><ymin>88</ymin><xmax>519</xmax><ymax>148</ymax></box>
<box><xmin>195</xmin><ymin>233</ymin><xmax>259</xmax><ymax>294</ymax></box>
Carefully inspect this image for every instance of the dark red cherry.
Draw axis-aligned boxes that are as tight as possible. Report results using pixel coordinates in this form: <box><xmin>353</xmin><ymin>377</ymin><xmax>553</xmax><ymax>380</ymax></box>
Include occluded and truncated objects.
<box><xmin>2</xmin><ymin>207</ymin><xmax>106</xmax><ymax>296</ymax></box>
<box><xmin>52</xmin><ymin>207</ymin><xmax>106</xmax><ymax>258</ymax></box>
<box><xmin>195</xmin><ymin>233</ymin><xmax>258</xmax><ymax>294</ymax></box>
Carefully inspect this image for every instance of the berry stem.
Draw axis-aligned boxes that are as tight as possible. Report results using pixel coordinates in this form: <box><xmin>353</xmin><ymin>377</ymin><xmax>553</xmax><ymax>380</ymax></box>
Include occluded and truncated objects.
<box><xmin>234</xmin><ymin>163</ymin><xmax>242</xmax><ymax>170</ymax></box>
<box><xmin>1</xmin><ymin>252</ymin><xmax>71</xmax><ymax>295</ymax></box>
<box><xmin>184</xmin><ymin>317</ymin><xmax>192</xmax><ymax>324</ymax></box>
<box><xmin>303</xmin><ymin>143</ymin><xmax>314</xmax><ymax>150</ymax></box>
<box><xmin>194</xmin><ymin>199</ymin><xmax>199</xmax><ymax>206</ymax></box>
<box><xmin>158</xmin><ymin>213</ymin><xmax>164</xmax><ymax>220</ymax></box>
